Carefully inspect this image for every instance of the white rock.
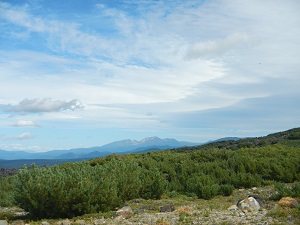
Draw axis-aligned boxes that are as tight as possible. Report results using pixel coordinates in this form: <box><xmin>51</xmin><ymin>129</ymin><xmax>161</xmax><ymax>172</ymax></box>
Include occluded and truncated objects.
<box><xmin>237</xmin><ymin>197</ymin><xmax>260</xmax><ymax>212</ymax></box>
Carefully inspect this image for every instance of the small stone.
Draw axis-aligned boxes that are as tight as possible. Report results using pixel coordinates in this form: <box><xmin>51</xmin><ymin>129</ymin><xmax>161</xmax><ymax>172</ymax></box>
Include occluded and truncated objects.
<box><xmin>60</xmin><ymin>219</ymin><xmax>71</xmax><ymax>225</ymax></box>
<box><xmin>0</xmin><ymin>220</ymin><xmax>8</xmax><ymax>225</ymax></box>
<box><xmin>41</xmin><ymin>222</ymin><xmax>50</xmax><ymax>225</ymax></box>
<box><xmin>132</xmin><ymin>199</ymin><xmax>144</xmax><ymax>203</ymax></box>
<box><xmin>160</xmin><ymin>204</ymin><xmax>175</xmax><ymax>212</ymax></box>
<box><xmin>12</xmin><ymin>221</ymin><xmax>24</xmax><ymax>225</ymax></box>
<box><xmin>227</xmin><ymin>205</ymin><xmax>238</xmax><ymax>211</ymax></box>
<box><xmin>232</xmin><ymin>211</ymin><xmax>239</xmax><ymax>217</ymax></box>
<box><xmin>93</xmin><ymin>218</ymin><xmax>106</xmax><ymax>225</ymax></box>
<box><xmin>74</xmin><ymin>220</ymin><xmax>86</xmax><ymax>225</ymax></box>
<box><xmin>134</xmin><ymin>208</ymin><xmax>145</xmax><ymax>215</ymax></box>
<box><xmin>278</xmin><ymin>197</ymin><xmax>298</xmax><ymax>208</ymax></box>
<box><xmin>115</xmin><ymin>206</ymin><xmax>133</xmax><ymax>218</ymax></box>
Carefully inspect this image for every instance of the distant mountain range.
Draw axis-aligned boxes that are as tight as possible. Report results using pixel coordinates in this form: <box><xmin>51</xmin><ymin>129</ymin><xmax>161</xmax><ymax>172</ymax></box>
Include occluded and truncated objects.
<box><xmin>1</xmin><ymin>128</ymin><xmax>299</xmax><ymax>169</ymax></box>
<box><xmin>0</xmin><ymin>137</ymin><xmax>200</xmax><ymax>162</ymax></box>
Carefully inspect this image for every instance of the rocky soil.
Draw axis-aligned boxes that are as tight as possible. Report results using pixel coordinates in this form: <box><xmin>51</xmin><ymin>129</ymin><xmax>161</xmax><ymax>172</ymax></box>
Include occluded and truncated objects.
<box><xmin>1</xmin><ymin>186</ymin><xmax>299</xmax><ymax>225</ymax></box>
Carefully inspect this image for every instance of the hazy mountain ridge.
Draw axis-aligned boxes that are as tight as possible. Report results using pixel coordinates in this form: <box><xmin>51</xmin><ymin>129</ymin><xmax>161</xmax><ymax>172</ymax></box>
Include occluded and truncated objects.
<box><xmin>0</xmin><ymin>137</ymin><xmax>198</xmax><ymax>161</ymax></box>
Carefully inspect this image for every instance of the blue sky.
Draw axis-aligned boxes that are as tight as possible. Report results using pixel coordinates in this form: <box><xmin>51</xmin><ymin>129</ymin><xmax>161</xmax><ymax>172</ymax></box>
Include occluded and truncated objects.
<box><xmin>0</xmin><ymin>0</ymin><xmax>300</xmax><ymax>151</ymax></box>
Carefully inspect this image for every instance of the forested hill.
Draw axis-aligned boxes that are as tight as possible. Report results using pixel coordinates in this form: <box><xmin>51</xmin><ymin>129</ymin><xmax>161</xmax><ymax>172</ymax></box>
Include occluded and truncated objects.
<box><xmin>172</xmin><ymin>127</ymin><xmax>300</xmax><ymax>152</ymax></box>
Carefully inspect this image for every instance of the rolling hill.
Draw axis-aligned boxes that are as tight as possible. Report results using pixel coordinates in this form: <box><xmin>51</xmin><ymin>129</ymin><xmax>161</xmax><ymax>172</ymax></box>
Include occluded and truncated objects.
<box><xmin>172</xmin><ymin>127</ymin><xmax>300</xmax><ymax>152</ymax></box>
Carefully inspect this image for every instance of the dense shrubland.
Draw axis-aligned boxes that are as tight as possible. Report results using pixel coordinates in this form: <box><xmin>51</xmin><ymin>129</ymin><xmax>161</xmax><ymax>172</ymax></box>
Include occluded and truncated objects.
<box><xmin>173</xmin><ymin>127</ymin><xmax>300</xmax><ymax>152</ymax></box>
<box><xmin>0</xmin><ymin>144</ymin><xmax>299</xmax><ymax>219</ymax></box>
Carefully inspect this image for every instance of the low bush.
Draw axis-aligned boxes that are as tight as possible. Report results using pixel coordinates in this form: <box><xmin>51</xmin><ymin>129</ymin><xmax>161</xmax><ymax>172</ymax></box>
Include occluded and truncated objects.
<box><xmin>0</xmin><ymin>176</ymin><xmax>15</xmax><ymax>207</ymax></box>
<box><xmin>219</xmin><ymin>184</ymin><xmax>235</xmax><ymax>196</ymax></box>
<box><xmin>271</xmin><ymin>182</ymin><xmax>300</xmax><ymax>200</ymax></box>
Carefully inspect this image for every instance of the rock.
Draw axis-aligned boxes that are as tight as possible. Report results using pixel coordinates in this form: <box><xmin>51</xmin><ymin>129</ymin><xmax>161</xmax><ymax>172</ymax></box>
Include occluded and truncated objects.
<box><xmin>176</xmin><ymin>206</ymin><xmax>192</xmax><ymax>213</ymax></box>
<box><xmin>134</xmin><ymin>208</ymin><xmax>145</xmax><ymax>215</ymax></box>
<box><xmin>41</xmin><ymin>222</ymin><xmax>50</xmax><ymax>225</ymax></box>
<box><xmin>59</xmin><ymin>219</ymin><xmax>71</xmax><ymax>225</ymax></box>
<box><xmin>232</xmin><ymin>211</ymin><xmax>239</xmax><ymax>217</ymax></box>
<box><xmin>0</xmin><ymin>220</ymin><xmax>8</xmax><ymax>225</ymax></box>
<box><xmin>14</xmin><ymin>212</ymin><xmax>28</xmax><ymax>217</ymax></box>
<box><xmin>227</xmin><ymin>205</ymin><xmax>238</xmax><ymax>211</ymax></box>
<box><xmin>74</xmin><ymin>220</ymin><xmax>86</xmax><ymax>225</ymax></box>
<box><xmin>248</xmin><ymin>194</ymin><xmax>265</xmax><ymax>207</ymax></box>
<box><xmin>93</xmin><ymin>218</ymin><xmax>106</xmax><ymax>225</ymax></box>
<box><xmin>132</xmin><ymin>198</ymin><xmax>144</xmax><ymax>203</ymax></box>
<box><xmin>115</xmin><ymin>206</ymin><xmax>133</xmax><ymax>218</ymax></box>
<box><xmin>278</xmin><ymin>197</ymin><xmax>298</xmax><ymax>208</ymax></box>
<box><xmin>141</xmin><ymin>205</ymin><xmax>156</xmax><ymax>211</ymax></box>
<box><xmin>160</xmin><ymin>204</ymin><xmax>175</xmax><ymax>212</ymax></box>
<box><xmin>11</xmin><ymin>221</ymin><xmax>24</xmax><ymax>225</ymax></box>
<box><xmin>237</xmin><ymin>197</ymin><xmax>260</xmax><ymax>212</ymax></box>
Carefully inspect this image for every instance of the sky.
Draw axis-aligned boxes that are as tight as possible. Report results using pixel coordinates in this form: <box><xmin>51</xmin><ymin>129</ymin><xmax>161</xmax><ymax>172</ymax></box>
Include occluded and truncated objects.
<box><xmin>0</xmin><ymin>0</ymin><xmax>300</xmax><ymax>152</ymax></box>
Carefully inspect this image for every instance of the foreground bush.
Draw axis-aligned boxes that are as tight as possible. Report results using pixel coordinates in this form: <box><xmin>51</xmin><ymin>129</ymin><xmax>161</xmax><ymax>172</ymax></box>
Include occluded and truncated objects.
<box><xmin>271</xmin><ymin>182</ymin><xmax>300</xmax><ymax>200</ymax></box>
<box><xmin>0</xmin><ymin>176</ymin><xmax>15</xmax><ymax>207</ymax></box>
<box><xmin>14</xmin><ymin>163</ymin><xmax>112</xmax><ymax>218</ymax></box>
<box><xmin>14</xmin><ymin>159</ymin><xmax>164</xmax><ymax>219</ymax></box>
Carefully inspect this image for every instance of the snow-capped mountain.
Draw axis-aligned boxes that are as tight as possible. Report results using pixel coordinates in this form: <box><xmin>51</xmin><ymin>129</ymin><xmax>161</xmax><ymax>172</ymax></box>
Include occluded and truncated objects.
<box><xmin>97</xmin><ymin>136</ymin><xmax>197</xmax><ymax>153</ymax></box>
<box><xmin>0</xmin><ymin>137</ymin><xmax>199</xmax><ymax>161</ymax></box>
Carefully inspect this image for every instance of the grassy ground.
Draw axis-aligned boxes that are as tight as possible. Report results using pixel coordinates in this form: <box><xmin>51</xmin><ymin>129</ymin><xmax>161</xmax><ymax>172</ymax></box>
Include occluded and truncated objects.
<box><xmin>1</xmin><ymin>185</ymin><xmax>299</xmax><ymax>225</ymax></box>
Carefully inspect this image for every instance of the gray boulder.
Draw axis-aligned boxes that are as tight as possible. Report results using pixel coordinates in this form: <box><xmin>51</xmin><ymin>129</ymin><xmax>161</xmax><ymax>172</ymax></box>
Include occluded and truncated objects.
<box><xmin>115</xmin><ymin>206</ymin><xmax>133</xmax><ymax>218</ymax></box>
<box><xmin>160</xmin><ymin>204</ymin><xmax>175</xmax><ymax>212</ymax></box>
<box><xmin>237</xmin><ymin>197</ymin><xmax>260</xmax><ymax>212</ymax></box>
<box><xmin>248</xmin><ymin>194</ymin><xmax>265</xmax><ymax>207</ymax></box>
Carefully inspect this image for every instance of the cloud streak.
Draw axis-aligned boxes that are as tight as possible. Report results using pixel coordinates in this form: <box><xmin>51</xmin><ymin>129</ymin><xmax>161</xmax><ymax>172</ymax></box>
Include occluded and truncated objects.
<box><xmin>185</xmin><ymin>33</ymin><xmax>253</xmax><ymax>59</ymax></box>
<box><xmin>13</xmin><ymin>120</ymin><xmax>39</xmax><ymax>127</ymax></box>
<box><xmin>5</xmin><ymin>132</ymin><xmax>33</xmax><ymax>141</ymax></box>
<box><xmin>0</xmin><ymin>98</ymin><xmax>83</xmax><ymax>113</ymax></box>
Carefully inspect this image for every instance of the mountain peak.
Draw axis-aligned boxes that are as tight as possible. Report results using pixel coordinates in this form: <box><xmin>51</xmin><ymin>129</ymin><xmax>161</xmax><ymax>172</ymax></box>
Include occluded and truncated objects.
<box><xmin>140</xmin><ymin>136</ymin><xmax>161</xmax><ymax>143</ymax></box>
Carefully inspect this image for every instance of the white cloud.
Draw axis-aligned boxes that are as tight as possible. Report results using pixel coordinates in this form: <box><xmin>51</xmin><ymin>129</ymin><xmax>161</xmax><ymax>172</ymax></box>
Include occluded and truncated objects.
<box><xmin>0</xmin><ymin>98</ymin><xmax>83</xmax><ymax>113</ymax></box>
<box><xmin>5</xmin><ymin>132</ymin><xmax>33</xmax><ymax>140</ymax></box>
<box><xmin>14</xmin><ymin>120</ymin><xmax>39</xmax><ymax>127</ymax></box>
<box><xmin>0</xmin><ymin>143</ymin><xmax>51</xmax><ymax>152</ymax></box>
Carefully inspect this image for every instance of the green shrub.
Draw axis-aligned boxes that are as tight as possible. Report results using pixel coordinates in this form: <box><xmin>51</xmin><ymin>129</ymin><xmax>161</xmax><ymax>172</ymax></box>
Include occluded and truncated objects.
<box><xmin>271</xmin><ymin>182</ymin><xmax>294</xmax><ymax>200</ymax></box>
<box><xmin>291</xmin><ymin>182</ymin><xmax>300</xmax><ymax>197</ymax></box>
<box><xmin>219</xmin><ymin>184</ymin><xmax>235</xmax><ymax>196</ymax></box>
<box><xmin>0</xmin><ymin>176</ymin><xmax>15</xmax><ymax>207</ymax></box>
<box><xmin>14</xmin><ymin>163</ymin><xmax>120</xmax><ymax>219</ymax></box>
<box><xmin>200</xmin><ymin>184</ymin><xmax>219</xmax><ymax>200</ymax></box>
<box><xmin>105</xmin><ymin>159</ymin><xmax>142</xmax><ymax>202</ymax></box>
<box><xmin>139</xmin><ymin>168</ymin><xmax>166</xmax><ymax>199</ymax></box>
